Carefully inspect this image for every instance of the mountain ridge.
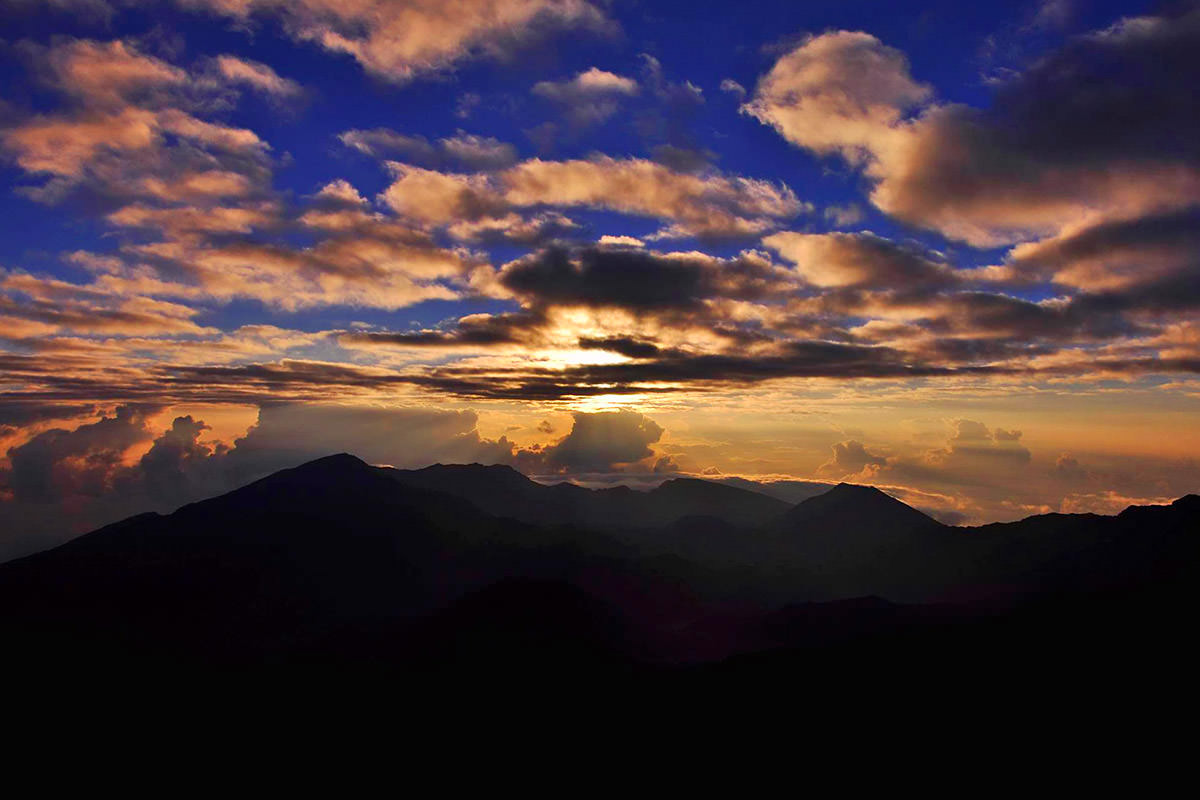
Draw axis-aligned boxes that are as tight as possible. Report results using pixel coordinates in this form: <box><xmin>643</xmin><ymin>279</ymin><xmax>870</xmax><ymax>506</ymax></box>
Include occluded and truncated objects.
<box><xmin>2</xmin><ymin>452</ymin><xmax>1197</xmax><ymax>690</ymax></box>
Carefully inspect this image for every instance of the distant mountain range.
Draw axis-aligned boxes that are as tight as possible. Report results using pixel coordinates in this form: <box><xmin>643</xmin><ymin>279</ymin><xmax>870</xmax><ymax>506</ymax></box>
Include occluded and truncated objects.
<box><xmin>3</xmin><ymin>453</ymin><xmax>1197</xmax><ymax>697</ymax></box>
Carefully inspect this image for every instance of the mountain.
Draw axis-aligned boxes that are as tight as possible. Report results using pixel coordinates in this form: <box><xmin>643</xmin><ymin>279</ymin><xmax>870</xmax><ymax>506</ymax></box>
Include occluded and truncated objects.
<box><xmin>782</xmin><ymin>483</ymin><xmax>939</xmax><ymax>533</ymax></box>
<box><xmin>387</xmin><ymin>463</ymin><xmax>788</xmax><ymax>529</ymax></box>
<box><xmin>713</xmin><ymin>476</ymin><xmax>833</xmax><ymax>505</ymax></box>
<box><xmin>1</xmin><ymin>453</ymin><xmax>1197</xmax><ymax>696</ymax></box>
<box><xmin>765</xmin><ymin>483</ymin><xmax>951</xmax><ymax>600</ymax></box>
<box><xmin>642</xmin><ymin>477</ymin><xmax>789</xmax><ymax>527</ymax></box>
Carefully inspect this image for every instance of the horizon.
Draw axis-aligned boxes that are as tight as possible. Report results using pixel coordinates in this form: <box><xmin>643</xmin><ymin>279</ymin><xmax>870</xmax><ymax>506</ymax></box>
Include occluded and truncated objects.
<box><xmin>2</xmin><ymin>0</ymin><xmax>1199</xmax><ymax>560</ymax></box>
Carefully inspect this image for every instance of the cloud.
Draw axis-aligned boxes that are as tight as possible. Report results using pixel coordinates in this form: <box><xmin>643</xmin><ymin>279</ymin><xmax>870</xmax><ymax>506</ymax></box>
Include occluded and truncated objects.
<box><xmin>745</xmin><ymin>12</ymin><xmax>1200</xmax><ymax>248</ymax></box>
<box><xmin>339</xmin><ymin>128</ymin><xmax>439</xmax><ymax>162</ymax></box>
<box><xmin>1004</xmin><ymin>208</ymin><xmax>1200</xmax><ymax>292</ymax></box>
<box><xmin>341</xmin><ymin>310</ymin><xmax>543</xmax><ymax>349</ymax></box>
<box><xmin>818</xmin><ymin>439</ymin><xmax>887</xmax><ymax>477</ymax></box>
<box><xmin>538</xmin><ymin>409</ymin><xmax>663</xmax><ymax>472</ymax></box>
<box><xmin>4</xmin><ymin>404</ymin><xmax>154</xmax><ymax>503</ymax></box>
<box><xmin>341</xmin><ymin>127</ymin><xmax>517</xmax><ymax>170</ymax></box>
<box><xmin>597</xmin><ymin>235</ymin><xmax>644</xmax><ymax>248</ymax></box>
<box><xmin>137</xmin><ymin>414</ymin><xmax>220</xmax><ymax>505</ymax></box>
<box><xmin>374</xmin><ymin>155</ymin><xmax>806</xmax><ymax>239</ymax></box>
<box><xmin>823</xmin><ymin>204</ymin><xmax>864</xmax><ymax>228</ymax></box>
<box><xmin>497</xmin><ymin>244</ymin><xmax>792</xmax><ymax>311</ymax></box>
<box><xmin>577</xmin><ymin>336</ymin><xmax>661</xmax><ymax>359</ymax></box>
<box><xmin>0</xmin><ymin>272</ymin><xmax>216</xmax><ymax>336</ymax></box>
<box><xmin>533</xmin><ymin>67</ymin><xmax>639</xmax><ymax>125</ymax></box>
<box><xmin>214</xmin><ymin>55</ymin><xmax>301</xmax><ymax>96</ymax></box>
<box><xmin>36</xmin><ymin>38</ymin><xmax>187</xmax><ymax>109</ymax></box>
<box><xmin>763</xmin><ymin>230</ymin><xmax>954</xmax><ymax>289</ymax></box>
<box><xmin>178</xmin><ymin>0</ymin><xmax>613</xmax><ymax>82</ymax></box>
<box><xmin>2</xmin><ymin>37</ymin><xmax>275</xmax><ymax>209</ymax></box>
<box><xmin>719</xmin><ymin>78</ymin><xmax>746</xmax><ymax>98</ymax></box>
<box><xmin>742</xmin><ymin>30</ymin><xmax>931</xmax><ymax>163</ymax></box>
<box><xmin>438</xmin><ymin>132</ymin><xmax>518</xmax><ymax>170</ymax></box>
<box><xmin>499</xmin><ymin>156</ymin><xmax>806</xmax><ymax>238</ymax></box>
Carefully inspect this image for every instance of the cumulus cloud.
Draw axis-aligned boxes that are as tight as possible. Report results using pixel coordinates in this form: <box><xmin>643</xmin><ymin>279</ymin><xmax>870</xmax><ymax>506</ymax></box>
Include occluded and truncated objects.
<box><xmin>763</xmin><ymin>230</ymin><xmax>954</xmax><ymax>289</ymax></box>
<box><xmin>818</xmin><ymin>439</ymin><xmax>887</xmax><ymax>477</ymax></box>
<box><xmin>499</xmin><ymin>156</ymin><xmax>805</xmax><ymax>238</ymax></box>
<box><xmin>745</xmin><ymin>12</ymin><xmax>1200</xmax><ymax>249</ymax></box>
<box><xmin>538</xmin><ymin>409</ymin><xmax>663</xmax><ymax>473</ymax></box>
<box><xmin>3</xmin><ymin>38</ymin><xmax>272</xmax><ymax>208</ymax></box>
<box><xmin>742</xmin><ymin>31</ymin><xmax>931</xmax><ymax>163</ymax></box>
<box><xmin>176</xmin><ymin>0</ymin><xmax>613</xmax><ymax>83</ymax></box>
<box><xmin>4</xmin><ymin>405</ymin><xmax>154</xmax><ymax>504</ymax></box>
<box><xmin>374</xmin><ymin>155</ymin><xmax>805</xmax><ymax>239</ymax></box>
<box><xmin>533</xmin><ymin>67</ymin><xmax>639</xmax><ymax>125</ymax></box>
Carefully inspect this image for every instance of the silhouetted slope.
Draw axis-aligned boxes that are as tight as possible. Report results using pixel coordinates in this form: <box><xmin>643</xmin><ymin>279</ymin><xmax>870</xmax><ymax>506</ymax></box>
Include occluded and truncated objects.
<box><xmin>644</xmin><ymin>478</ymin><xmax>789</xmax><ymax>526</ymax></box>
<box><xmin>768</xmin><ymin>484</ymin><xmax>952</xmax><ymax>599</ymax></box>
<box><xmin>959</xmin><ymin>494</ymin><xmax>1200</xmax><ymax>598</ymax></box>
<box><xmin>783</xmin><ymin>483</ymin><xmax>939</xmax><ymax>533</ymax></box>
<box><xmin>0</xmin><ymin>454</ymin><xmax>662</xmax><ymax>667</ymax></box>
<box><xmin>1</xmin><ymin>455</ymin><xmax>1197</xmax><ymax>691</ymax></box>
<box><xmin>387</xmin><ymin>463</ymin><xmax>787</xmax><ymax>529</ymax></box>
<box><xmin>713</xmin><ymin>476</ymin><xmax>833</xmax><ymax>505</ymax></box>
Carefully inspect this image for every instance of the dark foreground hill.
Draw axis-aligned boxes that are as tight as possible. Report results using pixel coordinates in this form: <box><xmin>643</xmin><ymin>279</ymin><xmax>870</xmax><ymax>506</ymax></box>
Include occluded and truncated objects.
<box><xmin>2</xmin><ymin>453</ymin><xmax>1198</xmax><ymax>704</ymax></box>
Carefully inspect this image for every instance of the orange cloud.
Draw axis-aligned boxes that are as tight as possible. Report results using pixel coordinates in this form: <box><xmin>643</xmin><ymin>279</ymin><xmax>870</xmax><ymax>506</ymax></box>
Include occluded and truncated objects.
<box><xmin>177</xmin><ymin>0</ymin><xmax>613</xmax><ymax>82</ymax></box>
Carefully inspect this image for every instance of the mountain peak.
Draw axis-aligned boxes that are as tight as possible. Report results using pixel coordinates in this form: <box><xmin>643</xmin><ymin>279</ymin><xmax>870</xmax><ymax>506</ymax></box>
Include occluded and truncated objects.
<box><xmin>782</xmin><ymin>481</ymin><xmax>937</xmax><ymax>532</ymax></box>
<box><xmin>410</xmin><ymin>462</ymin><xmax>534</xmax><ymax>486</ymax></box>
<box><xmin>653</xmin><ymin>477</ymin><xmax>719</xmax><ymax>492</ymax></box>
<box><xmin>830</xmin><ymin>482</ymin><xmax>892</xmax><ymax>497</ymax></box>
<box><xmin>301</xmin><ymin>452</ymin><xmax>368</xmax><ymax>468</ymax></box>
<box><xmin>389</xmin><ymin>462</ymin><xmax>539</xmax><ymax>508</ymax></box>
<box><xmin>275</xmin><ymin>452</ymin><xmax>372</xmax><ymax>481</ymax></box>
<box><xmin>1172</xmin><ymin>494</ymin><xmax>1200</xmax><ymax>511</ymax></box>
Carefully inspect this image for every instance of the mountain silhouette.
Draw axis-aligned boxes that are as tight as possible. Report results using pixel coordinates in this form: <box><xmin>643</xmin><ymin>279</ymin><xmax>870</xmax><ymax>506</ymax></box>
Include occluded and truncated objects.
<box><xmin>387</xmin><ymin>462</ymin><xmax>787</xmax><ymax>529</ymax></box>
<box><xmin>782</xmin><ymin>482</ymin><xmax>938</xmax><ymax>532</ymax></box>
<box><xmin>1</xmin><ymin>453</ymin><xmax>1197</xmax><ymax>698</ymax></box>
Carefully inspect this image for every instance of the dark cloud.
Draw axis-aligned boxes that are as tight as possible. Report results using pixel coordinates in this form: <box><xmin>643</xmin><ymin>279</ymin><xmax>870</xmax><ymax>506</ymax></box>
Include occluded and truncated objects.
<box><xmin>747</xmin><ymin>7</ymin><xmax>1200</xmax><ymax>252</ymax></box>
<box><xmin>341</xmin><ymin>312</ymin><xmax>544</xmax><ymax>348</ymax></box>
<box><xmin>577</xmin><ymin>336</ymin><xmax>662</xmax><ymax>358</ymax></box>
<box><xmin>499</xmin><ymin>245</ymin><xmax>791</xmax><ymax>311</ymax></box>
<box><xmin>1007</xmin><ymin>208</ymin><xmax>1200</xmax><ymax>289</ymax></box>
<box><xmin>136</xmin><ymin>415</ymin><xmax>218</xmax><ymax>506</ymax></box>
<box><xmin>4</xmin><ymin>405</ymin><xmax>154</xmax><ymax>503</ymax></box>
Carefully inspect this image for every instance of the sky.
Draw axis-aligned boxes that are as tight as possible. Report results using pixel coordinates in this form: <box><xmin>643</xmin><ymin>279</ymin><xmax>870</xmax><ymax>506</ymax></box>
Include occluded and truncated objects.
<box><xmin>1</xmin><ymin>0</ymin><xmax>1198</xmax><ymax>558</ymax></box>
